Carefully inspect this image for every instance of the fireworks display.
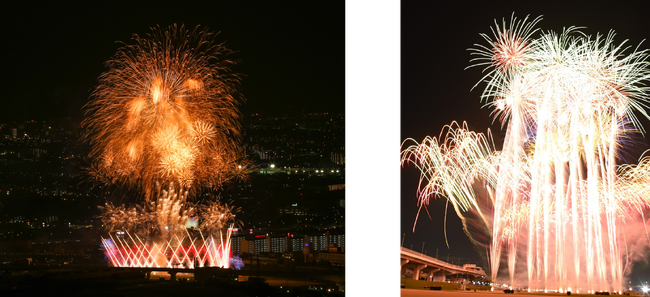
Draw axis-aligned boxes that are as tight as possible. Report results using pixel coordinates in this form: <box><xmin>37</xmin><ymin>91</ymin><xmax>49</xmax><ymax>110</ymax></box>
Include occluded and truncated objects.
<box><xmin>83</xmin><ymin>24</ymin><xmax>249</xmax><ymax>198</ymax></box>
<box><xmin>84</xmin><ymin>24</ymin><xmax>248</xmax><ymax>269</ymax></box>
<box><xmin>402</xmin><ymin>15</ymin><xmax>650</xmax><ymax>292</ymax></box>
<box><xmin>98</xmin><ymin>186</ymin><xmax>241</xmax><ymax>269</ymax></box>
<box><xmin>102</xmin><ymin>227</ymin><xmax>234</xmax><ymax>269</ymax></box>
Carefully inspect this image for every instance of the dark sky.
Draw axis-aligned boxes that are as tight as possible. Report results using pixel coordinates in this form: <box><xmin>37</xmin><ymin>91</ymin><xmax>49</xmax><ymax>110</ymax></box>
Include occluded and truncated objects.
<box><xmin>0</xmin><ymin>1</ymin><xmax>344</xmax><ymax>121</ymax></box>
<box><xmin>401</xmin><ymin>1</ymin><xmax>650</xmax><ymax>272</ymax></box>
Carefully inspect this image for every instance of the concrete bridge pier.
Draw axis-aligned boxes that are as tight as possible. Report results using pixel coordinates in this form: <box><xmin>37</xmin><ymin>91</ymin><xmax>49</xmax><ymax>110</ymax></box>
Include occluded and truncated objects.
<box><xmin>401</xmin><ymin>259</ymin><xmax>409</xmax><ymax>272</ymax></box>
<box><xmin>169</xmin><ymin>270</ymin><xmax>177</xmax><ymax>281</ymax></box>
<box><xmin>425</xmin><ymin>268</ymin><xmax>441</xmax><ymax>281</ymax></box>
<box><xmin>400</xmin><ymin>260</ymin><xmax>411</xmax><ymax>278</ymax></box>
<box><xmin>432</xmin><ymin>268</ymin><xmax>449</xmax><ymax>282</ymax></box>
<box><xmin>413</xmin><ymin>264</ymin><xmax>427</xmax><ymax>280</ymax></box>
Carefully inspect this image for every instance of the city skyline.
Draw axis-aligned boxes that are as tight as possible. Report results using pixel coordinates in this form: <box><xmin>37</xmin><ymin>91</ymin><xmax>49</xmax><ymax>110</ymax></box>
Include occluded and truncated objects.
<box><xmin>0</xmin><ymin>110</ymin><xmax>345</xmax><ymax>228</ymax></box>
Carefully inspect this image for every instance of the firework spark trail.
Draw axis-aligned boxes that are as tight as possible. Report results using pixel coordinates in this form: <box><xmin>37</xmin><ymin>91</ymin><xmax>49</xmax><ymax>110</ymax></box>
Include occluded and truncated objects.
<box><xmin>402</xmin><ymin>14</ymin><xmax>650</xmax><ymax>292</ymax></box>
<box><xmin>87</xmin><ymin>24</ymin><xmax>249</xmax><ymax>269</ymax></box>
<box><xmin>98</xmin><ymin>186</ymin><xmax>240</xmax><ymax>268</ymax></box>
<box><xmin>101</xmin><ymin>225</ymin><xmax>236</xmax><ymax>269</ymax></box>
<box><xmin>99</xmin><ymin>188</ymin><xmax>240</xmax><ymax>239</ymax></box>
<box><xmin>83</xmin><ymin>24</ymin><xmax>250</xmax><ymax>199</ymax></box>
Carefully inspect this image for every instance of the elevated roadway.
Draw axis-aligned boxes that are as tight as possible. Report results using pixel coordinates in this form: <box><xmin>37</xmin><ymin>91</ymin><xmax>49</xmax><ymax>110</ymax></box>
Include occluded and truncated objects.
<box><xmin>400</xmin><ymin>247</ymin><xmax>486</xmax><ymax>281</ymax></box>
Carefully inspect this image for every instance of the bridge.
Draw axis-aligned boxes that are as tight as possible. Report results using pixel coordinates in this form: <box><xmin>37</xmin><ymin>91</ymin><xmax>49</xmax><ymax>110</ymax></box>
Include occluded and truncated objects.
<box><xmin>400</xmin><ymin>247</ymin><xmax>486</xmax><ymax>282</ymax></box>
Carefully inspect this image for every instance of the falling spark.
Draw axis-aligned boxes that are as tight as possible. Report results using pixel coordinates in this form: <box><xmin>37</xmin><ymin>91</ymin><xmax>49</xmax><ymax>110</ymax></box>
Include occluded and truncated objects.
<box><xmin>83</xmin><ymin>24</ymin><xmax>251</xmax><ymax>198</ymax></box>
<box><xmin>403</xmin><ymin>14</ymin><xmax>650</xmax><ymax>293</ymax></box>
<box><xmin>102</xmin><ymin>227</ymin><xmax>234</xmax><ymax>269</ymax></box>
<box><xmin>86</xmin><ymin>24</ymin><xmax>250</xmax><ymax>269</ymax></box>
<box><xmin>99</xmin><ymin>184</ymin><xmax>241</xmax><ymax>268</ymax></box>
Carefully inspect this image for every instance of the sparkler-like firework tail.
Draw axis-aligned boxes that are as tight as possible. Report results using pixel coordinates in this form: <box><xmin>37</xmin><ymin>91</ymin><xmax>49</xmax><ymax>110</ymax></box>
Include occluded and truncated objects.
<box><xmin>403</xmin><ymin>14</ymin><xmax>650</xmax><ymax>292</ymax></box>
<box><xmin>99</xmin><ymin>183</ymin><xmax>192</xmax><ymax>237</ymax></box>
<box><xmin>99</xmin><ymin>185</ymin><xmax>241</xmax><ymax>268</ymax></box>
<box><xmin>101</xmin><ymin>225</ymin><xmax>235</xmax><ymax>269</ymax></box>
<box><xmin>100</xmin><ymin>190</ymin><xmax>239</xmax><ymax>269</ymax></box>
<box><xmin>401</xmin><ymin>122</ymin><xmax>498</xmax><ymax>232</ymax></box>
<box><xmin>150</xmin><ymin>182</ymin><xmax>192</xmax><ymax>238</ymax></box>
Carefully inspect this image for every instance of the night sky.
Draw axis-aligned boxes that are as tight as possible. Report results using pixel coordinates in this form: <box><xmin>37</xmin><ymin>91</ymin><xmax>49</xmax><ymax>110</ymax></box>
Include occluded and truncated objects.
<box><xmin>401</xmin><ymin>1</ymin><xmax>650</xmax><ymax>276</ymax></box>
<box><xmin>5</xmin><ymin>0</ymin><xmax>650</xmax><ymax>287</ymax></box>
<box><xmin>0</xmin><ymin>1</ymin><xmax>344</xmax><ymax>121</ymax></box>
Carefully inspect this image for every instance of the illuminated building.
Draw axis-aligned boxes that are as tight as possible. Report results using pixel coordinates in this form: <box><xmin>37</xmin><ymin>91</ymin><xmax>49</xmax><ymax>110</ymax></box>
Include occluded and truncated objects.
<box><xmin>290</xmin><ymin>236</ymin><xmax>304</xmax><ymax>252</ymax></box>
<box><xmin>270</xmin><ymin>236</ymin><xmax>288</xmax><ymax>253</ymax></box>
<box><xmin>329</xmin><ymin>234</ymin><xmax>345</xmax><ymax>252</ymax></box>
<box><xmin>248</xmin><ymin>235</ymin><xmax>269</xmax><ymax>255</ymax></box>
<box><xmin>330</xmin><ymin>151</ymin><xmax>345</xmax><ymax>165</ymax></box>
<box><xmin>231</xmin><ymin>236</ymin><xmax>246</xmax><ymax>255</ymax></box>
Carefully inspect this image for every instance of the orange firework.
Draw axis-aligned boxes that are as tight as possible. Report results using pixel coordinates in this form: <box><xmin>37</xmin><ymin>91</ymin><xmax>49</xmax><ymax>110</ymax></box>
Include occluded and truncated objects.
<box><xmin>99</xmin><ymin>184</ymin><xmax>241</xmax><ymax>241</ymax></box>
<box><xmin>83</xmin><ymin>24</ymin><xmax>249</xmax><ymax>200</ymax></box>
<box><xmin>86</xmin><ymin>25</ymin><xmax>250</xmax><ymax>269</ymax></box>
